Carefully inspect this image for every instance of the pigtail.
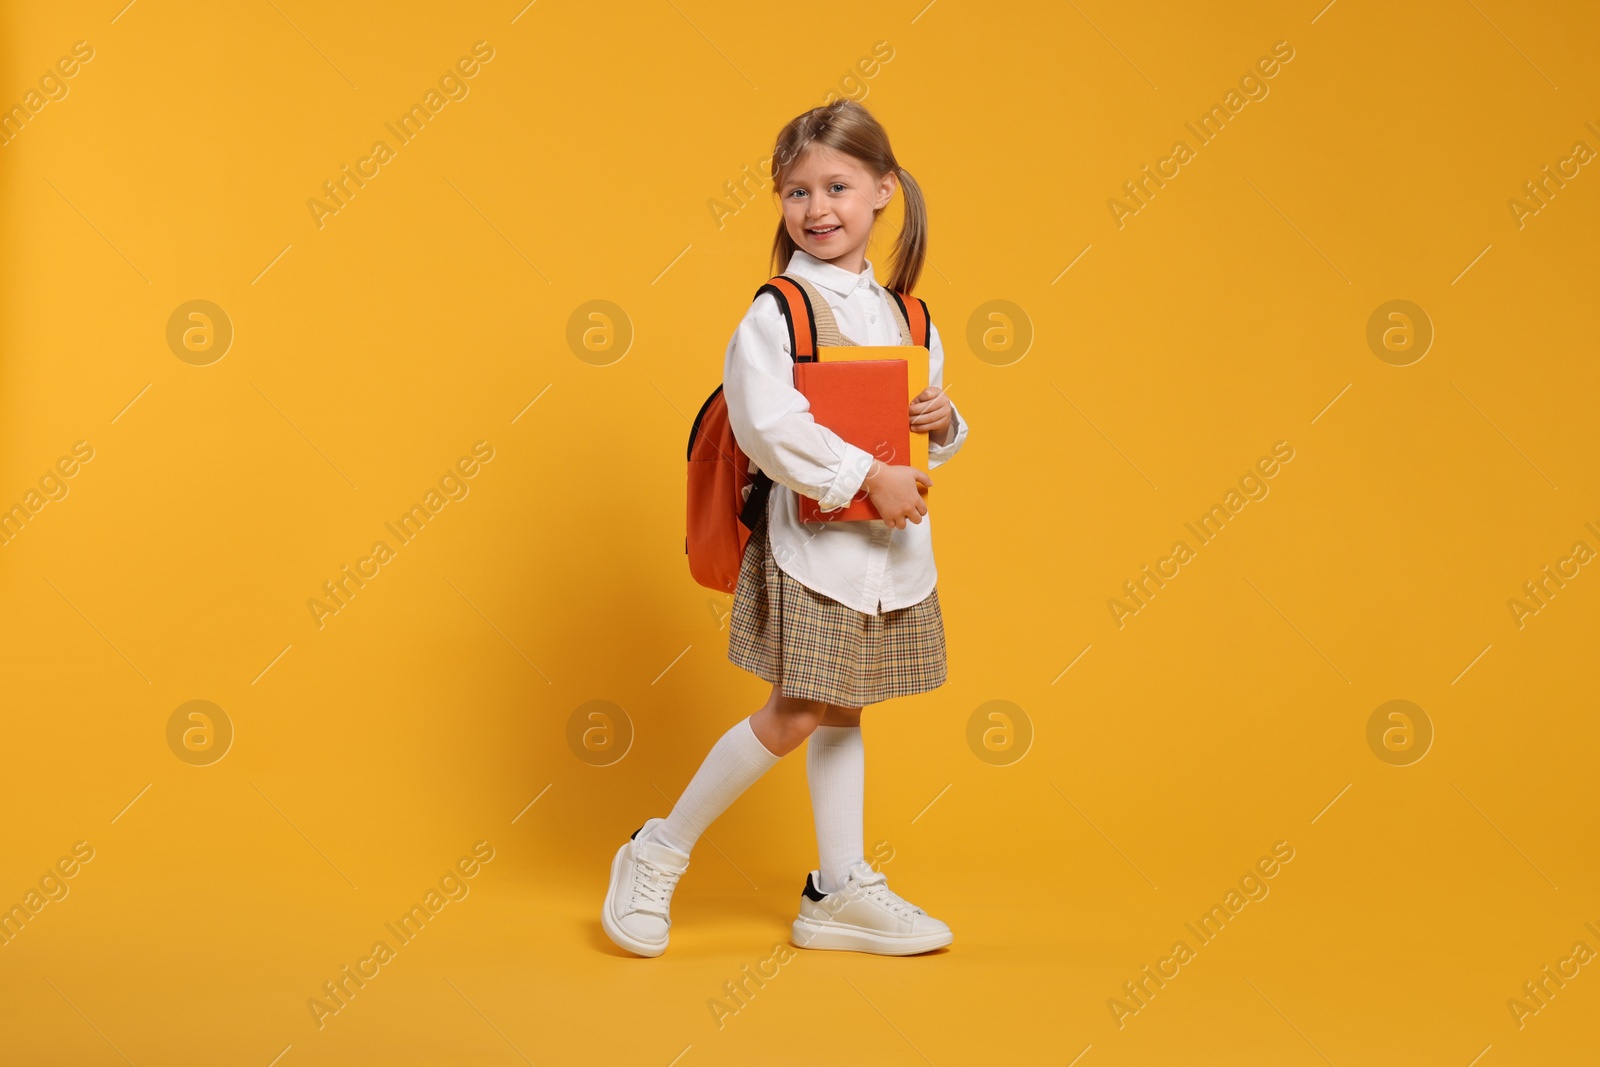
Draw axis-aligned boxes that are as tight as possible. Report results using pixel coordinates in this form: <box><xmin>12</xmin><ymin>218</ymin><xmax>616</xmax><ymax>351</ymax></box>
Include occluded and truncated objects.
<box><xmin>884</xmin><ymin>165</ymin><xmax>927</xmax><ymax>295</ymax></box>
<box><xmin>770</xmin><ymin>216</ymin><xmax>800</xmax><ymax>282</ymax></box>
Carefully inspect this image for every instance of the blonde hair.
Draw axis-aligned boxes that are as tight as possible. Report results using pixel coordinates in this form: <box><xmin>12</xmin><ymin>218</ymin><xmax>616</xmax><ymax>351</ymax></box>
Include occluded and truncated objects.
<box><xmin>767</xmin><ymin>100</ymin><xmax>928</xmax><ymax>294</ymax></box>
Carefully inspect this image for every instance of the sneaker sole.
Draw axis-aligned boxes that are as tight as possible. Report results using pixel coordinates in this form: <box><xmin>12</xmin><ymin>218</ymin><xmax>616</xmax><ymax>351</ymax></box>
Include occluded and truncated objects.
<box><xmin>601</xmin><ymin>840</ymin><xmax>668</xmax><ymax>958</ymax></box>
<box><xmin>790</xmin><ymin>916</ymin><xmax>952</xmax><ymax>956</ymax></box>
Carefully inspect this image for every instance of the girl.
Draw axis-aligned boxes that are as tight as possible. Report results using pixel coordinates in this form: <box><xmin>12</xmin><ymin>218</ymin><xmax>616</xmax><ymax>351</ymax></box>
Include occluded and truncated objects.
<box><xmin>602</xmin><ymin>99</ymin><xmax>969</xmax><ymax>958</ymax></box>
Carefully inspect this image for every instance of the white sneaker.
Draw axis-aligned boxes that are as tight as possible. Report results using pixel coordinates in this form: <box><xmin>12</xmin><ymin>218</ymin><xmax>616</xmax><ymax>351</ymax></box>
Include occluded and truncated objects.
<box><xmin>601</xmin><ymin>817</ymin><xmax>691</xmax><ymax>957</ymax></box>
<box><xmin>791</xmin><ymin>859</ymin><xmax>953</xmax><ymax>955</ymax></box>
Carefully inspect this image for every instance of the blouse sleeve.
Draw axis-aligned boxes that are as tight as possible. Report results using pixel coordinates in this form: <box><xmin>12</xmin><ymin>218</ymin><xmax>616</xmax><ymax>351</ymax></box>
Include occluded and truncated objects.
<box><xmin>722</xmin><ymin>292</ymin><xmax>875</xmax><ymax>512</ymax></box>
<box><xmin>926</xmin><ymin>320</ymin><xmax>969</xmax><ymax>469</ymax></box>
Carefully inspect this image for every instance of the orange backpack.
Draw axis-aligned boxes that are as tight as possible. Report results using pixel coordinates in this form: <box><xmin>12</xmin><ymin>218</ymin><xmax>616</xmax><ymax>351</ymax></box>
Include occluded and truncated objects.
<box><xmin>686</xmin><ymin>274</ymin><xmax>930</xmax><ymax>593</ymax></box>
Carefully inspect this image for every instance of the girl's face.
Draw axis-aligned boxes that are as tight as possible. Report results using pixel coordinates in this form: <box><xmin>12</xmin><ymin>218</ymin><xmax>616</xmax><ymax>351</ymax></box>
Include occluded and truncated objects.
<box><xmin>778</xmin><ymin>145</ymin><xmax>897</xmax><ymax>275</ymax></box>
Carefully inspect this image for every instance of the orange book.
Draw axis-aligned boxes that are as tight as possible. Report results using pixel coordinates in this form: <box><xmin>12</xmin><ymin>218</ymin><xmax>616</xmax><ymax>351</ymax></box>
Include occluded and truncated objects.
<box><xmin>794</xmin><ymin>345</ymin><xmax>930</xmax><ymax>523</ymax></box>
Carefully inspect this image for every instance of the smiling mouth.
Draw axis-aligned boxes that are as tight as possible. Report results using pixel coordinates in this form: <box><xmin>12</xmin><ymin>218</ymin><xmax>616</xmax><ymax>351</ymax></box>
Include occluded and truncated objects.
<box><xmin>807</xmin><ymin>225</ymin><xmax>841</xmax><ymax>237</ymax></box>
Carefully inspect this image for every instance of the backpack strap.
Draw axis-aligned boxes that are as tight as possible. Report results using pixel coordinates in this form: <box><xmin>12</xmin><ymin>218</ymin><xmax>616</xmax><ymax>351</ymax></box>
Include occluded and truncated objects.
<box><xmin>755</xmin><ymin>274</ymin><xmax>931</xmax><ymax>351</ymax></box>
<box><xmin>739</xmin><ymin>279</ymin><xmax>812</xmax><ymax>531</ymax></box>
<box><xmin>754</xmin><ymin>276</ymin><xmax>820</xmax><ymax>362</ymax></box>
<box><xmin>886</xmin><ymin>290</ymin><xmax>930</xmax><ymax>348</ymax></box>
<box><xmin>784</xmin><ymin>275</ymin><xmax>855</xmax><ymax>347</ymax></box>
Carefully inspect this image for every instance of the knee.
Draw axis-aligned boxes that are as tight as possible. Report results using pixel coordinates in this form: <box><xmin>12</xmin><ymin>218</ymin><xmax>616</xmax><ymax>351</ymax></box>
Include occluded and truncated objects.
<box><xmin>766</xmin><ymin>694</ymin><xmax>826</xmax><ymax>739</ymax></box>
<box><xmin>784</xmin><ymin>698</ymin><xmax>828</xmax><ymax>733</ymax></box>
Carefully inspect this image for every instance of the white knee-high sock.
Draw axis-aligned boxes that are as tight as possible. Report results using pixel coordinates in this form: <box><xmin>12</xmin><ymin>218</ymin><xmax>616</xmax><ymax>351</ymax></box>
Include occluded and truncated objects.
<box><xmin>807</xmin><ymin>724</ymin><xmax>865</xmax><ymax>894</ymax></box>
<box><xmin>647</xmin><ymin>716</ymin><xmax>782</xmax><ymax>856</ymax></box>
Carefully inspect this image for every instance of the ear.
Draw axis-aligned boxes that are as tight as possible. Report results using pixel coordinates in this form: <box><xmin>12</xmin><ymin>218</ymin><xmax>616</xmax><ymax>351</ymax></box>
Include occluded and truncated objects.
<box><xmin>874</xmin><ymin>169</ymin><xmax>898</xmax><ymax>210</ymax></box>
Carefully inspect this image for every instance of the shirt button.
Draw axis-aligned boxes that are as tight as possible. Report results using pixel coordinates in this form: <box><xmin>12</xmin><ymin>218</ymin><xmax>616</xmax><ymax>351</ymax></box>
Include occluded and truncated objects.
<box><xmin>869</xmin><ymin>316</ymin><xmax>877</xmax><ymax>324</ymax></box>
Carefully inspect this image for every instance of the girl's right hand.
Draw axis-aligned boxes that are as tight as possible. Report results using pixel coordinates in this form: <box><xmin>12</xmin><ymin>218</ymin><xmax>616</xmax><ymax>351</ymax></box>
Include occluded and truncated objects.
<box><xmin>862</xmin><ymin>460</ymin><xmax>932</xmax><ymax>529</ymax></box>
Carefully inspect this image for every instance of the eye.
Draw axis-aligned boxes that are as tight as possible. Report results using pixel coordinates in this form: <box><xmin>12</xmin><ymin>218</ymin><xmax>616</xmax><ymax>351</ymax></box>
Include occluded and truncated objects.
<box><xmin>829</xmin><ymin>183</ymin><xmax>847</xmax><ymax>193</ymax></box>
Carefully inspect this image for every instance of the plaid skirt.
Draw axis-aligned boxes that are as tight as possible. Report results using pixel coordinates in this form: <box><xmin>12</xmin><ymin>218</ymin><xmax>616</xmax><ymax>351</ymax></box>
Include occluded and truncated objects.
<box><xmin>727</xmin><ymin>510</ymin><xmax>948</xmax><ymax>707</ymax></box>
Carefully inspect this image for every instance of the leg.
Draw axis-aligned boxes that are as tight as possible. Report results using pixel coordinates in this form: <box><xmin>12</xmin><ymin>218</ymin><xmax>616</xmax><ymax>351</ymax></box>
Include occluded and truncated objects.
<box><xmin>809</xmin><ymin>701</ymin><xmax>867</xmax><ymax>894</ymax></box>
<box><xmin>790</xmin><ymin>699</ymin><xmax>953</xmax><ymax>954</ymax></box>
<box><xmin>748</xmin><ymin>683</ymin><xmax>829</xmax><ymax>756</ymax></box>
<box><xmin>820</xmin><ymin>703</ymin><xmax>863</xmax><ymax>726</ymax></box>
<box><xmin>604</xmin><ymin>687</ymin><xmax>803</xmax><ymax>956</ymax></box>
<box><xmin>647</xmin><ymin>689</ymin><xmax>796</xmax><ymax>855</ymax></box>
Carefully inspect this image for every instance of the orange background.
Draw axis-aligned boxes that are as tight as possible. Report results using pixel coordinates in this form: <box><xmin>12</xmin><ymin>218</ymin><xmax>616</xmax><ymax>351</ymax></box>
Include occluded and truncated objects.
<box><xmin>1</xmin><ymin>1</ymin><xmax>1597</xmax><ymax>1064</ymax></box>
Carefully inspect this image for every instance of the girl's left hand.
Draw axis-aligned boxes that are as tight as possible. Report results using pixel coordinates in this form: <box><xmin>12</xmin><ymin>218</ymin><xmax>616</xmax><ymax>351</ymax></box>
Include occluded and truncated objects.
<box><xmin>910</xmin><ymin>386</ymin><xmax>954</xmax><ymax>445</ymax></box>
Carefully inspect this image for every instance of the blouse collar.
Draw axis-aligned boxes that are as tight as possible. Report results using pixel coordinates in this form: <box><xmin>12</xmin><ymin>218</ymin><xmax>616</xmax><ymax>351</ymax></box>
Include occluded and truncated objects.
<box><xmin>785</xmin><ymin>248</ymin><xmax>878</xmax><ymax>296</ymax></box>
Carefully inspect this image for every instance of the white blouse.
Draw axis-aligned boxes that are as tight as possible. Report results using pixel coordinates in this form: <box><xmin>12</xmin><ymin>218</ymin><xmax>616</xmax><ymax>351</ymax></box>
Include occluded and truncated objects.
<box><xmin>720</xmin><ymin>249</ymin><xmax>970</xmax><ymax>615</ymax></box>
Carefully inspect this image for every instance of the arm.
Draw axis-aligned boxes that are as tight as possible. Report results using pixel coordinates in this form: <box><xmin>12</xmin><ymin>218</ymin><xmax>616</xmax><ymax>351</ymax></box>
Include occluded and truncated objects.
<box><xmin>925</xmin><ymin>321</ymin><xmax>970</xmax><ymax>469</ymax></box>
<box><xmin>722</xmin><ymin>292</ymin><xmax>876</xmax><ymax>513</ymax></box>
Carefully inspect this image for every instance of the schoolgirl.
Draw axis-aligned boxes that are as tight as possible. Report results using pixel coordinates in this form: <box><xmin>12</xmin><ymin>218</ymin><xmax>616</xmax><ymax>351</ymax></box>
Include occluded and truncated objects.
<box><xmin>603</xmin><ymin>99</ymin><xmax>969</xmax><ymax>958</ymax></box>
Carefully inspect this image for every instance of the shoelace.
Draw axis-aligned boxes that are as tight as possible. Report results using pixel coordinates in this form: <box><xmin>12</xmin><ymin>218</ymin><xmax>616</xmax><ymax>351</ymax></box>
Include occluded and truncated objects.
<box><xmin>630</xmin><ymin>857</ymin><xmax>683</xmax><ymax>917</ymax></box>
<box><xmin>852</xmin><ymin>868</ymin><xmax>923</xmax><ymax>920</ymax></box>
